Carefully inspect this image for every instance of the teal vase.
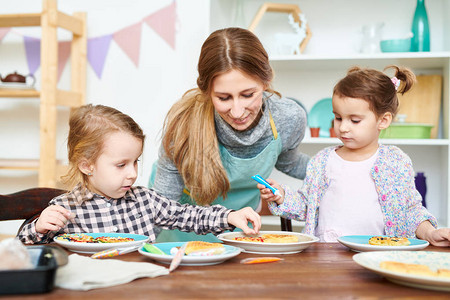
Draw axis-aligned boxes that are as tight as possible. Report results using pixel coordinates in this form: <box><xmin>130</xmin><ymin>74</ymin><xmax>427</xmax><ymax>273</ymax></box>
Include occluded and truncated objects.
<box><xmin>411</xmin><ymin>0</ymin><xmax>430</xmax><ymax>52</ymax></box>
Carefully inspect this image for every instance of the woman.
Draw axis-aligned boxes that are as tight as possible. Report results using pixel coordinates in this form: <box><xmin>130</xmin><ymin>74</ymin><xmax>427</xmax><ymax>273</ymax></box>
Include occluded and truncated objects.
<box><xmin>151</xmin><ymin>27</ymin><xmax>309</xmax><ymax>242</ymax></box>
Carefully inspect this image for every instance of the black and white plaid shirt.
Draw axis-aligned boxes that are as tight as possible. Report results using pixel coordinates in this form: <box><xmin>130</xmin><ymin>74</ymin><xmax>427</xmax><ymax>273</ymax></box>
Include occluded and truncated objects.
<box><xmin>18</xmin><ymin>184</ymin><xmax>233</xmax><ymax>244</ymax></box>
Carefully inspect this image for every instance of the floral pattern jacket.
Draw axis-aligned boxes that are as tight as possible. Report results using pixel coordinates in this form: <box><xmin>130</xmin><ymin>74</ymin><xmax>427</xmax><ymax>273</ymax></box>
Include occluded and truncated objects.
<box><xmin>269</xmin><ymin>145</ymin><xmax>438</xmax><ymax>238</ymax></box>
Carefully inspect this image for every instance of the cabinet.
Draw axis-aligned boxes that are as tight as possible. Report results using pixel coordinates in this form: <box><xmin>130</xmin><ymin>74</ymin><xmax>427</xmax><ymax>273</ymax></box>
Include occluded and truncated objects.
<box><xmin>210</xmin><ymin>0</ymin><xmax>450</xmax><ymax>227</ymax></box>
<box><xmin>0</xmin><ymin>0</ymin><xmax>87</xmax><ymax>188</ymax></box>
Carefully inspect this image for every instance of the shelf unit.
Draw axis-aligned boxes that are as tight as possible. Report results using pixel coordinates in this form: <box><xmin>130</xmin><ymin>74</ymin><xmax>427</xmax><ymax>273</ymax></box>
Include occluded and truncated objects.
<box><xmin>0</xmin><ymin>0</ymin><xmax>86</xmax><ymax>188</ymax></box>
<box><xmin>210</xmin><ymin>0</ymin><xmax>450</xmax><ymax>227</ymax></box>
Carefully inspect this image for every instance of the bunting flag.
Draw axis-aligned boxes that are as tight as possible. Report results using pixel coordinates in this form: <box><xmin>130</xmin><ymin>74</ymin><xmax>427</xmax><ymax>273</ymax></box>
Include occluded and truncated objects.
<box><xmin>113</xmin><ymin>21</ymin><xmax>143</xmax><ymax>67</ymax></box>
<box><xmin>87</xmin><ymin>35</ymin><xmax>113</xmax><ymax>79</ymax></box>
<box><xmin>0</xmin><ymin>28</ymin><xmax>10</xmax><ymax>43</ymax></box>
<box><xmin>23</xmin><ymin>36</ymin><xmax>41</xmax><ymax>75</ymax></box>
<box><xmin>143</xmin><ymin>1</ymin><xmax>177</xmax><ymax>49</ymax></box>
<box><xmin>58</xmin><ymin>41</ymin><xmax>71</xmax><ymax>81</ymax></box>
<box><xmin>3</xmin><ymin>1</ymin><xmax>177</xmax><ymax>80</ymax></box>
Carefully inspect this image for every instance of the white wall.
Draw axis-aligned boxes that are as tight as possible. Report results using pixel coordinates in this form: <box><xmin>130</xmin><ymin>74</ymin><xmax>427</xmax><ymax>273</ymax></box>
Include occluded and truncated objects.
<box><xmin>0</xmin><ymin>0</ymin><xmax>210</xmax><ymax>193</ymax></box>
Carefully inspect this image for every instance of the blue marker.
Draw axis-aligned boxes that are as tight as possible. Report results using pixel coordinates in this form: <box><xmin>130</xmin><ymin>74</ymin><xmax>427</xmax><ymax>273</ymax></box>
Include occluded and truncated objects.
<box><xmin>251</xmin><ymin>174</ymin><xmax>282</xmax><ymax>197</ymax></box>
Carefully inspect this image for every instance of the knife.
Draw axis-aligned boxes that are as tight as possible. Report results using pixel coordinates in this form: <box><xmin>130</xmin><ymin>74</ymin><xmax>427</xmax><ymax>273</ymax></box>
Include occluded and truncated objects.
<box><xmin>169</xmin><ymin>243</ymin><xmax>187</xmax><ymax>272</ymax></box>
<box><xmin>90</xmin><ymin>244</ymin><xmax>141</xmax><ymax>259</ymax></box>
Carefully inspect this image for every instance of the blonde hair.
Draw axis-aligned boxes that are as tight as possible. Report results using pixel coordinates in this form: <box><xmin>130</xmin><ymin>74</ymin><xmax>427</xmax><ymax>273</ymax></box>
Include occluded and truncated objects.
<box><xmin>162</xmin><ymin>27</ymin><xmax>278</xmax><ymax>205</ymax></box>
<box><xmin>63</xmin><ymin>104</ymin><xmax>145</xmax><ymax>189</ymax></box>
<box><xmin>333</xmin><ymin>65</ymin><xmax>416</xmax><ymax>118</ymax></box>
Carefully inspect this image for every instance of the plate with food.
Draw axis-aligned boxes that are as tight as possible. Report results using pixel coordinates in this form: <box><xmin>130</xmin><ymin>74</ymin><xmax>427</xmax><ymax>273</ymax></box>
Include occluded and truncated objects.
<box><xmin>337</xmin><ymin>235</ymin><xmax>429</xmax><ymax>252</ymax></box>
<box><xmin>53</xmin><ymin>233</ymin><xmax>149</xmax><ymax>254</ymax></box>
<box><xmin>217</xmin><ymin>231</ymin><xmax>319</xmax><ymax>254</ymax></box>
<box><xmin>138</xmin><ymin>241</ymin><xmax>242</xmax><ymax>266</ymax></box>
<box><xmin>353</xmin><ymin>251</ymin><xmax>450</xmax><ymax>291</ymax></box>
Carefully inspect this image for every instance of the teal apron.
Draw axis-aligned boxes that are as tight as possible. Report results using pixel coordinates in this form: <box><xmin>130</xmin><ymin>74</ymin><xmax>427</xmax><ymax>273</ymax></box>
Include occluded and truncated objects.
<box><xmin>155</xmin><ymin>111</ymin><xmax>282</xmax><ymax>242</ymax></box>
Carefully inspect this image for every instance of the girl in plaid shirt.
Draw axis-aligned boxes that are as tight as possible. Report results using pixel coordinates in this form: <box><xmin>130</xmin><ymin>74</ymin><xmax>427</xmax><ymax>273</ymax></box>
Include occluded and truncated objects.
<box><xmin>18</xmin><ymin>104</ymin><xmax>260</xmax><ymax>244</ymax></box>
<box><xmin>257</xmin><ymin>66</ymin><xmax>450</xmax><ymax>247</ymax></box>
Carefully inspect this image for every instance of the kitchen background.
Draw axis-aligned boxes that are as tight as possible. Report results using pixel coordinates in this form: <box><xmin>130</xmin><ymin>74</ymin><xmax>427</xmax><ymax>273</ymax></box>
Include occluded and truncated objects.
<box><xmin>1</xmin><ymin>0</ymin><xmax>450</xmax><ymax>233</ymax></box>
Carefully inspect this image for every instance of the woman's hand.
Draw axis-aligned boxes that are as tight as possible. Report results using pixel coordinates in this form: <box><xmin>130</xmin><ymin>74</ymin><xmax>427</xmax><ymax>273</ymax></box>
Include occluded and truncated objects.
<box><xmin>227</xmin><ymin>207</ymin><xmax>261</xmax><ymax>235</ymax></box>
<box><xmin>416</xmin><ymin>220</ymin><xmax>450</xmax><ymax>247</ymax></box>
<box><xmin>35</xmin><ymin>205</ymin><xmax>75</xmax><ymax>234</ymax></box>
<box><xmin>256</xmin><ymin>178</ymin><xmax>285</xmax><ymax>205</ymax></box>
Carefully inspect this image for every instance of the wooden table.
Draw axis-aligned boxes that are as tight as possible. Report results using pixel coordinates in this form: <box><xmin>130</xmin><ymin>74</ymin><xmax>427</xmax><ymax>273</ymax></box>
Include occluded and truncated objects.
<box><xmin>4</xmin><ymin>243</ymin><xmax>450</xmax><ymax>299</ymax></box>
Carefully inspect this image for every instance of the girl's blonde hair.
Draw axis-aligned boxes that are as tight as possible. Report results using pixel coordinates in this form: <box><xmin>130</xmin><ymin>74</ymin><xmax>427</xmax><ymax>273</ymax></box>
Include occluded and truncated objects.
<box><xmin>162</xmin><ymin>27</ymin><xmax>278</xmax><ymax>205</ymax></box>
<box><xmin>63</xmin><ymin>104</ymin><xmax>145</xmax><ymax>189</ymax></box>
<box><xmin>333</xmin><ymin>65</ymin><xmax>416</xmax><ymax>118</ymax></box>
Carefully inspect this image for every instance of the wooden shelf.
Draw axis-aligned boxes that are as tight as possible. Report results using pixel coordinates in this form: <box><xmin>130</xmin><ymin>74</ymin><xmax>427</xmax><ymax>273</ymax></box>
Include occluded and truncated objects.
<box><xmin>0</xmin><ymin>0</ymin><xmax>86</xmax><ymax>188</ymax></box>
<box><xmin>269</xmin><ymin>52</ymin><xmax>450</xmax><ymax>71</ymax></box>
<box><xmin>0</xmin><ymin>11</ymin><xmax>83</xmax><ymax>35</ymax></box>
<box><xmin>303</xmin><ymin>138</ymin><xmax>450</xmax><ymax>146</ymax></box>
<box><xmin>0</xmin><ymin>159</ymin><xmax>40</xmax><ymax>170</ymax></box>
<box><xmin>0</xmin><ymin>13</ymin><xmax>41</xmax><ymax>27</ymax></box>
<box><xmin>0</xmin><ymin>89</ymin><xmax>83</xmax><ymax>107</ymax></box>
<box><xmin>0</xmin><ymin>159</ymin><xmax>68</xmax><ymax>175</ymax></box>
<box><xmin>0</xmin><ymin>89</ymin><xmax>40</xmax><ymax>98</ymax></box>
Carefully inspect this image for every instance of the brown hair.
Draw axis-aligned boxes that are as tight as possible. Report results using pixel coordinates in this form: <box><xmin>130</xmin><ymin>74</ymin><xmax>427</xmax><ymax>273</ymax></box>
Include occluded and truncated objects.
<box><xmin>333</xmin><ymin>65</ymin><xmax>416</xmax><ymax>118</ymax></box>
<box><xmin>162</xmin><ymin>27</ymin><xmax>278</xmax><ymax>205</ymax></box>
<box><xmin>63</xmin><ymin>104</ymin><xmax>145</xmax><ymax>189</ymax></box>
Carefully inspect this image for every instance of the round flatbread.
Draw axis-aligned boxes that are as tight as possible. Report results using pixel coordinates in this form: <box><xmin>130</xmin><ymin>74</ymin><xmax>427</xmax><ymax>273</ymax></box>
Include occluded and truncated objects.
<box><xmin>233</xmin><ymin>234</ymin><xmax>299</xmax><ymax>243</ymax></box>
<box><xmin>368</xmin><ymin>236</ymin><xmax>410</xmax><ymax>246</ymax></box>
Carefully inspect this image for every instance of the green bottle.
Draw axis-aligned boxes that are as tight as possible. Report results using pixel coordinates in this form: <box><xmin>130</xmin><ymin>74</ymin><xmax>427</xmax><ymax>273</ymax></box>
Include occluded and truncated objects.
<box><xmin>411</xmin><ymin>0</ymin><xmax>430</xmax><ymax>52</ymax></box>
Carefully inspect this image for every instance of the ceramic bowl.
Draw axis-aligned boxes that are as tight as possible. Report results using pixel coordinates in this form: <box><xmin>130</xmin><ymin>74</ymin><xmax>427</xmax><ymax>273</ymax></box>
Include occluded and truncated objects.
<box><xmin>380</xmin><ymin>123</ymin><xmax>433</xmax><ymax>139</ymax></box>
<box><xmin>380</xmin><ymin>38</ymin><xmax>411</xmax><ymax>52</ymax></box>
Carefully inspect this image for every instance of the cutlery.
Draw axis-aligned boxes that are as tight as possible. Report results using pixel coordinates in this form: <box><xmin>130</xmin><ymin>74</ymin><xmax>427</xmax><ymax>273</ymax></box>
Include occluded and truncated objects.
<box><xmin>240</xmin><ymin>257</ymin><xmax>283</xmax><ymax>264</ymax></box>
<box><xmin>91</xmin><ymin>244</ymin><xmax>142</xmax><ymax>259</ymax></box>
<box><xmin>169</xmin><ymin>243</ymin><xmax>187</xmax><ymax>272</ymax></box>
<box><xmin>251</xmin><ymin>174</ymin><xmax>282</xmax><ymax>196</ymax></box>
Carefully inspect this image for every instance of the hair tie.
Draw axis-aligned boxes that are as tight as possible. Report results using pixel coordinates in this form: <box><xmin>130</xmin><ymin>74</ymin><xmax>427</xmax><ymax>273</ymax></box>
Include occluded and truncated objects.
<box><xmin>391</xmin><ymin>76</ymin><xmax>401</xmax><ymax>91</ymax></box>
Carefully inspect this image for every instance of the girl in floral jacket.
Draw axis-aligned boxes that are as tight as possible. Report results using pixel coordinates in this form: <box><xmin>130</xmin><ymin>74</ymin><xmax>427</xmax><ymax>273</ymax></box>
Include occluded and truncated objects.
<box><xmin>258</xmin><ymin>65</ymin><xmax>450</xmax><ymax>247</ymax></box>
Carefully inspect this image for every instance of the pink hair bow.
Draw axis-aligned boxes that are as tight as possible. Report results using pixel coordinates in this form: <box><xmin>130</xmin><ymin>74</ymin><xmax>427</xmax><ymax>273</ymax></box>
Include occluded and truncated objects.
<box><xmin>391</xmin><ymin>76</ymin><xmax>401</xmax><ymax>90</ymax></box>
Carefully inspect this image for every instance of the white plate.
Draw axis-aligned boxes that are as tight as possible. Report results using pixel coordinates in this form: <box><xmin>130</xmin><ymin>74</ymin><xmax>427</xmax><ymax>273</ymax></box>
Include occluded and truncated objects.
<box><xmin>217</xmin><ymin>231</ymin><xmax>319</xmax><ymax>254</ymax></box>
<box><xmin>0</xmin><ymin>82</ymin><xmax>35</xmax><ymax>89</ymax></box>
<box><xmin>53</xmin><ymin>233</ymin><xmax>149</xmax><ymax>254</ymax></box>
<box><xmin>353</xmin><ymin>251</ymin><xmax>450</xmax><ymax>292</ymax></box>
<box><xmin>337</xmin><ymin>235</ymin><xmax>429</xmax><ymax>252</ymax></box>
<box><xmin>138</xmin><ymin>242</ymin><xmax>242</xmax><ymax>266</ymax></box>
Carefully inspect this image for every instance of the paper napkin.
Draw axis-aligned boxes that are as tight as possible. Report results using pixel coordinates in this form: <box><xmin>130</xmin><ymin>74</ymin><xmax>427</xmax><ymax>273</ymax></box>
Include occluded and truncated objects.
<box><xmin>55</xmin><ymin>254</ymin><xmax>169</xmax><ymax>291</ymax></box>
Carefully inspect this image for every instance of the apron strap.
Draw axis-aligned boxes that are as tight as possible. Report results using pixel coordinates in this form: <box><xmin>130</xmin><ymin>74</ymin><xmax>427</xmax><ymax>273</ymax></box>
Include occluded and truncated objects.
<box><xmin>268</xmin><ymin>110</ymin><xmax>278</xmax><ymax>140</ymax></box>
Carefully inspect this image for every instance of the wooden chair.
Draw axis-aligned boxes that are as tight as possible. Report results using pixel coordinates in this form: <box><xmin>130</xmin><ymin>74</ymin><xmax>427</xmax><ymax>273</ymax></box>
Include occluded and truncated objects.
<box><xmin>0</xmin><ymin>188</ymin><xmax>67</xmax><ymax>235</ymax></box>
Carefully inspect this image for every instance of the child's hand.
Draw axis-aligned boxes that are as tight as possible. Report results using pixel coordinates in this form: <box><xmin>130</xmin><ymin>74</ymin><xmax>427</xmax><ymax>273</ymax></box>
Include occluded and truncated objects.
<box><xmin>256</xmin><ymin>178</ymin><xmax>285</xmax><ymax>205</ymax></box>
<box><xmin>35</xmin><ymin>205</ymin><xmax>75</xmax><ymax>234</ymax></box>
<box><xmin>426</xmin><ymin>228</ymin><xmax>450</xmax><ymax>247</ymax></box>
<box><xmin>227</xmin><ymin>207</ymin><xmax>261</xmax><ymax>235</ymax></box>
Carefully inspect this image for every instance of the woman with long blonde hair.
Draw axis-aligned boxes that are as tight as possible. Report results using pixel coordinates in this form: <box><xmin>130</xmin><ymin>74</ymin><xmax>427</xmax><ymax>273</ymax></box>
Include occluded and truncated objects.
<box><xmin>151</xmin><ymin>27</ymin><xmax>309</xmax><ymax>242</ymax></box>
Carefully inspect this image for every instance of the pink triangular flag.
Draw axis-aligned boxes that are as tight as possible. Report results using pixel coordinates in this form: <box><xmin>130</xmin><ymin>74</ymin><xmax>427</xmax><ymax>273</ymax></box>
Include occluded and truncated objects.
<box><xmin>23</xmin><ymin>36</ymin><xmax>41</xmax><ymax>75</ymax></box>
<box><xmin>0</xmin><ymin>28</ymin><xmax>10</xmax><ymax>43</ymax></box>
<box><xmin>58</xmin><ymin>41</ymin><xmax>71</xmax><ymax>81</ymax></box>
<box><xmin>143</xmin><ymin>1</ymin><xmax>176</xmax><ymax>49</ymax></box>
<box><xmin>87</xmin><ymin>34</ymin><xmax>113</xmax><ymax>79</ymax></box>
<box><xmin>113</xmin><ymin>22</ymin><xmax>142</xmax><ymax>67</ymax></box>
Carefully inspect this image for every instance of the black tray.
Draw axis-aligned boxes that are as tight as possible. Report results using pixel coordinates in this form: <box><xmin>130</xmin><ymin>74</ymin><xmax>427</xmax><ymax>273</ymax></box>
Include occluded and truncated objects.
<box><xmin>0</xmin><ymin>245</ymin><xmax>68</xmax><ymax>295</ymax></box>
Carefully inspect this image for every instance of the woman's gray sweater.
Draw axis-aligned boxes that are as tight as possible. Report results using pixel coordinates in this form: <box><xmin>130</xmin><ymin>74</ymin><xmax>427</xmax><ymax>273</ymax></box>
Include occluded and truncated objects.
<box><xmin>153</xmin><ymin>93</ymin><xmax>310</xmax><ymax>201</ymax></box>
